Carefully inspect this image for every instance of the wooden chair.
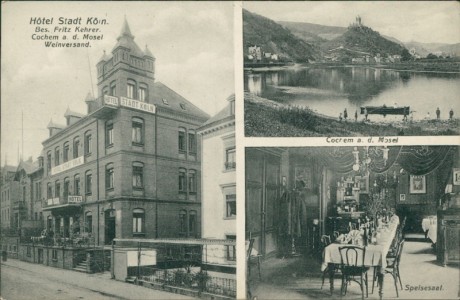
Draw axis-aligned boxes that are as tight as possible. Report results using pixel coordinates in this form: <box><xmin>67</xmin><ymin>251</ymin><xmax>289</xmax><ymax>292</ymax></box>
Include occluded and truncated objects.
<box><xmin>339</xmin><ymin>245</ymin><xmax>369</xmax><ymax>299</ymax></box>
<box><xmin>373</xmin><ymin>240</ymin><xmax>405</xmax><ymax>297</ymax></box>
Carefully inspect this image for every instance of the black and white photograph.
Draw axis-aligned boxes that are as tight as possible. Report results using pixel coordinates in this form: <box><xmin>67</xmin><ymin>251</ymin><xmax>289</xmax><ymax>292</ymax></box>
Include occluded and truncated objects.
<box><xmin>1</xmin><ymin>1</ymin><xmax>460</xmax><ymax>300</ymax></box>
<box><xmin>243</xmin><ymin>1</ymin><xmax>460</xmax><ymax>137</ymax></box>
<box><xmin>1</xmin><ymin>2</ymin><xmax>236</xmax><ymax>299</ymax></box>
<box><xmin>245</xmin><ymin>146</ymin><xmax>460</xmax><ymax>299</ymax></box>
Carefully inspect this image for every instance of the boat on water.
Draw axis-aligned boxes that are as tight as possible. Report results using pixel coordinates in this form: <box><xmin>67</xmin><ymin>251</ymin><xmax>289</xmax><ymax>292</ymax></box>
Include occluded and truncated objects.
<box><xmin>360</xmin><ymin>105</ymin><xmax>410</xmax><ymax>116</ymax></box>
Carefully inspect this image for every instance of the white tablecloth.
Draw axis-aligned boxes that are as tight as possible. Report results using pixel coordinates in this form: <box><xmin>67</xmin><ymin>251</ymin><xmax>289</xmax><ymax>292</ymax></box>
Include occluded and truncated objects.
<box><xmin>322</xmin><ymin>220</ymin><xmax>398</xmax><ymax>272</ymax></box>
<box><xmin>427</xmin><ymin>223</ymin><xmax>437</xmax><ymax>243</ymax></box>
<box><xmin>422</xmin><ymin>216</ymin><xmax>437</xmax><ymax>232</ymax></box>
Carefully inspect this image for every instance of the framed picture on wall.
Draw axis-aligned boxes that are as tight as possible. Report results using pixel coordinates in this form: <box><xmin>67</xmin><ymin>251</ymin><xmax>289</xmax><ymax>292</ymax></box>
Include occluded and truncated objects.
<box><xmin>453</xmin><ymin>168</ymin><xmax>460</xmax><ymax>186</ymax></box>
<box><xmin>400</xmin><ymin>194</ymin><xmax>406</xmax><ymax>201</ymax></box>
<box><xmin>410</xmin><ymin>175</ymin><xmax>426</xmax><ymax>194</ymax></box>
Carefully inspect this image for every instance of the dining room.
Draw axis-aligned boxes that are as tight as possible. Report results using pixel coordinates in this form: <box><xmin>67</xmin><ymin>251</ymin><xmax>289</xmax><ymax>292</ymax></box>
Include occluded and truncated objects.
<box><xmin>245</xmin><ymin>146</ymin><xmax>459</xmax><ymax>299</ymax></box>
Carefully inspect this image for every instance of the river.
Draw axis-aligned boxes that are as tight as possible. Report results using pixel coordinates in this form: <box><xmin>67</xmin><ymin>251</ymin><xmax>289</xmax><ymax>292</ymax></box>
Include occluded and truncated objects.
<box><xmin>245</xmin><ymin>66</ymin><xmax>460</xmax><ymax>122</ymax></box>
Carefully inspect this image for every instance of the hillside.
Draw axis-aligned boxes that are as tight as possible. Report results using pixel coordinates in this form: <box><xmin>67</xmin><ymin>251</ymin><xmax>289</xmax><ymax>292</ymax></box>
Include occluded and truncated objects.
<box><xmin>243</xmin><ymin>10</ymin><xmax>320</xmax><ymax>62</ymax></box>
<box><xmin>322</xmin><ymin>24</ymin><xmax>407</xmax><ymax>56</ymax></box>
<box><xmin>406</xmin><ymin>41</ymin><xmax>460</xmax><ymax>57</ymax></box>
<box><xmin>279</xmin><ymin>21</ymin><xmax>346</xmax><ymax>42</ymax></box>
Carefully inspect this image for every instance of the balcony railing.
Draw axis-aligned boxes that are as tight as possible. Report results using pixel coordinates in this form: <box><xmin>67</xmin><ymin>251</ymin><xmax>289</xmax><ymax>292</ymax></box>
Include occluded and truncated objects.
<box><xmin>46</xmin><ymin>195</ymin><xmax>83</xmax><ymax>207</ymax></box>
<box><xmin>114</xmin><ymin>238</ymin><xmax>236</xmax><ymax>298</ymax></box>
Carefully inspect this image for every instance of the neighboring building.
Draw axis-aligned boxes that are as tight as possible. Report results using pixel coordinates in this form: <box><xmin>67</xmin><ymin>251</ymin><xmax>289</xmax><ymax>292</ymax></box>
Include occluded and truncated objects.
<box><xmin>198</xmin><ymin>95</ymin><xmax>236</xmax><ymax>269</ymax></box>
<box><xmin>13</xmin><ymin>158</ymin><xmax>44</xmax><ymax>235</ymax></box>
<box><xmin>1</xmin><ymin>165</ymin><xmax>19</xmax><ymax>230</ymax></box>
<box><xmin>41</xmin><ymin>19</ymin><xmax>209</xmax><ymax>245</ymax></box>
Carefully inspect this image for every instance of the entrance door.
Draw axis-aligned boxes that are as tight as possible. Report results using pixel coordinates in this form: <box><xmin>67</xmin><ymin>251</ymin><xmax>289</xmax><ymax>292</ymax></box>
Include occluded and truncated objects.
<box><xmin>38</xmin><ymin>248</ymin><xmax>44</xmax><ymax>264</ymax></box>
<box><xmin>105</xmin><ymin>210</ymin><xmax>116</xmax><ymax>245</ymax></box>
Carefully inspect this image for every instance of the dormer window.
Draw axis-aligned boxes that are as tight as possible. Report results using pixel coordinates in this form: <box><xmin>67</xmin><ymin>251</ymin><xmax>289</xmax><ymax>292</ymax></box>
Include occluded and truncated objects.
<box><xmin>180</xmin><ymin>103</ymin><xmax>186</xmax><ymax>110</ymax></box>
<box><xmin>162</xmin><ymin>98</ymin><xmax>169</xmax><ymax>105</ymax></box>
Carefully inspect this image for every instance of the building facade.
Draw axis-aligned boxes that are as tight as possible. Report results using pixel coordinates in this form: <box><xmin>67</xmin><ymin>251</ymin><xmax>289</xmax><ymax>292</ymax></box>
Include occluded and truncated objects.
<box><xmin>198</xmin><ymin>95</ymin><xmax>236</xmax><ymax>267</ymax></box>
<box><xmin>41</xmin><ymin>19</ymin><xmax>209</xmax><ymax>245</ymax></box>
<box><xmin>14</xmin><ymin>159</ymin><xmax>44</xmax><ymax>236</ymax></box>
<box><xmin>1</xmin><ymin>165</ymin><xmax>19</xmax><ymax>231</ymax></box>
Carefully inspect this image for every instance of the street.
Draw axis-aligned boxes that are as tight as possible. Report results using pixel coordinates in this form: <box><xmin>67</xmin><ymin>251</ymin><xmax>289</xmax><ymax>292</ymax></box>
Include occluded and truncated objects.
<box><xmin>0</xmin><ymin>259</ymin><xmax>193</xmax><ymax>300</ymax></box>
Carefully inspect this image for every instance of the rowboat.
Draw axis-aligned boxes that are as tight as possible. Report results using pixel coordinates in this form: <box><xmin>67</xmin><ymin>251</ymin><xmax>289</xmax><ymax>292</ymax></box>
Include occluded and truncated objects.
<box><xmin>360</xmin><ymin>105</ymin><xmax>410</xmax><ymax>116</ymax></box>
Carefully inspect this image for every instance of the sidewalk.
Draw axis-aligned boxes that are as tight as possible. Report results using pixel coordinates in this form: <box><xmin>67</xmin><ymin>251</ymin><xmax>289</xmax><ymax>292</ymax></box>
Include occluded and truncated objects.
<box><xmin>1</xmin><ymin>259</ymin><xmax>194</xmax><ymax>299</ymax></box>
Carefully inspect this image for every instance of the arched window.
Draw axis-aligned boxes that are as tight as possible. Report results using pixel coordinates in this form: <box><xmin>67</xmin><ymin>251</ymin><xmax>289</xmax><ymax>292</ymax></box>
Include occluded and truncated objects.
<box><xmin>178</xmin><ymin>127</ymin><xmax>186</xmax><ymax>152</ymax></box>
<box><xmin>110</xmin><ymin>81</ymin><xmax>116</xmax><ymax>96</ymax></box>
<box><xmin>55</xmin><ymin>147</ymin><xmax>60</xmax><ymax>166</ymax></box>
<box><xmin>63</xmin><ymin>142</ymin><xmax>70</xmax><ymax>162</ymax></box>
<box><xmin>179</xmin><ymin>210</ymin><xmax>187</xmax><ymax>236</ymax></box>
<box><xmin>132</xmin><ymin>117</ymin><xmax>144</xmax><ymax>145</ymax></box>
<box><xmin>138</xmin><ymin>83</ymin><xmax>148</xmax><ymax>102</ymax></box>
<box><xmin>47</xmin><ymin>151</ymin><xmax>52</xmax><ymax>173</ymax></box>
<box><xmin>132</xmin><ymin>208</ymin><xmax>145</xmax><ymax>234</ymax></box>
<box><xmin>188</xmin><ymin>130</ymin><xmax>196</xmax><ymax>153</ymax></box>
<box><xmin>127</xmin><ymin>79</ymin><xmax>136</xmax><ymax>99</ymax></box>
<box><xmin>132</xmin><ymin>162</ymin><xmax>144</xmax><ymax>189</ymax></box>
<box><xmin>85</xmin><ymin>171</ymin><xmax>92</xmax><ymax>195</ymax></box>
<box><xmin>179</xmin><ymin>168</ymin><xmax>187</xmax><ymax>193</ymax></box>
<box><xmin>189</xmin><ymin>210</ymin><xmax>197</xmax><ymax>237</ymax></box>
<box><xmin>188</xmin><ymin>170</ymin><xmax>196</xmax><ymax>194</ymax></box>
<box><xmin>64</xmin><ymin>177</ymin><xmax>70</xmax><ymax>199</ymax></box>
<box><xmin>85</xmin><ymin>211</ymin><xmax>92</xmax><ymax>234</ymax></box>
<box><xmin>74</xmin><ymin>174</ymin><xmax>81</xmax><ymax>196</ymax></box>
<box><xmin>105</xmin><ymin>121</ymin><xmax>114</xmax><ymax>147</ymax></box>
<box><xmin>47</xmin><ymin>182</ymin><xmax>52</xmax><ymax>199</ymax></box>
<box><xmin>84</xmin><ymin>131</ymin><xmax>92</xmax><ymax>155</ymax></box>
<box><xmin>73</xmin><ymin>137</ymin><xmax>80</xmax><ymax>158</ymax></box>
<box><xmin>106</xmin><ymin>163</ymin><xmax>114</xmax><ymax>190</ymax></box>
<box><xmin>55</xmin><ymin>180</ymin><xmax>60</xmax><ymax>198</ymax></box>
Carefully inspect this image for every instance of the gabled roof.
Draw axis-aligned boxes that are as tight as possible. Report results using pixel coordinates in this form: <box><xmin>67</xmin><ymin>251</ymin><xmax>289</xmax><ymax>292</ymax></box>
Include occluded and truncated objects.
<box><xmin>16</xmin><ymin>160</ymin><xmax>39</xmax><ymax>176</ymax></box>
<box><xmin>198</xmin><ymin>94</ymin><xmax>234</xmax><ymax>130</ymax></box>
<box><xmin>151</xmin><ymin>82</ymin><xmax>210</xmax><ymax>120</ymax></box>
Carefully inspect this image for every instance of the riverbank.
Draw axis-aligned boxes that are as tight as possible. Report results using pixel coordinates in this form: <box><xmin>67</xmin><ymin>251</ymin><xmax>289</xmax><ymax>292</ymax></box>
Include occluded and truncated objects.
<box><xmin>244</xmin><ymin>93</ymin><xmax>459</xmax><ymax>137</ymax></box>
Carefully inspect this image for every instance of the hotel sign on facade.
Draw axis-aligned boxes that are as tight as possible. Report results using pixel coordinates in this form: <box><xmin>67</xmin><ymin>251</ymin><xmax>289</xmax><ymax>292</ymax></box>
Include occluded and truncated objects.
<box><xmin>103</xmin><ymin>95</ymin><xmax>156</xmax><ymax>114</ymax></box>
<box><xmin>51</xmin><ymin>156</ymin><xmax>84</xmax><ymax>176</ymax></box>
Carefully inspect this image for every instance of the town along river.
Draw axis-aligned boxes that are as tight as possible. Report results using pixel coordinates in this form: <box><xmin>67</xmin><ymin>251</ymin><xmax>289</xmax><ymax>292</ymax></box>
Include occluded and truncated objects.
<box><xmin>245</xmin><ymin>66</ymin><xmax>460</xmax><ymax>122</ymax></box>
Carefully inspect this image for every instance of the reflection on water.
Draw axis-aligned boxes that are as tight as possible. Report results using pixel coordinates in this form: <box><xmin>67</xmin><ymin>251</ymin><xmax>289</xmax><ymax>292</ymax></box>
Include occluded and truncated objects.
<box><xmin>245</xmin><ymin>67</ymin><xmax>460</xmax><ymax>122</ymax></box>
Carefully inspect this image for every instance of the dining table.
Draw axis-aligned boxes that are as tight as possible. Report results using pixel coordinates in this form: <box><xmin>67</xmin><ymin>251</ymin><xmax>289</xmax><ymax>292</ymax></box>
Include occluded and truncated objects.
<box><xmin>321</xmin><ymin>216</ymin><xmax>399</xmax><ymax>300</ymax></box>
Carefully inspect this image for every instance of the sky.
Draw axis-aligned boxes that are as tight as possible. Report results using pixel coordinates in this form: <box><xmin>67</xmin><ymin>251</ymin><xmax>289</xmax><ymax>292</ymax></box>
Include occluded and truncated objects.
<box><xmin>1</xmin><ymin>1</ymin><xmax>234</xmax><ymax>166</ymax></box>
<box><xmin>244</xmin><ymin>1</ymin><xmax>460</xmax><ymax>44</ymax></box>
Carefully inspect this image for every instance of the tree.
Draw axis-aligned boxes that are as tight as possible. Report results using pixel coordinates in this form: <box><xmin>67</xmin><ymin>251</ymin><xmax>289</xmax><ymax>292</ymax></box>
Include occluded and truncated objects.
<box><xmin>401</xmin><ymin>48</ymin><xmax>412</xmax><ymax>61</ymax></box>
<box><xmin>426</xmin><ymin>53</ymin><xmax>438</xmax><ymax>59</ymax></box>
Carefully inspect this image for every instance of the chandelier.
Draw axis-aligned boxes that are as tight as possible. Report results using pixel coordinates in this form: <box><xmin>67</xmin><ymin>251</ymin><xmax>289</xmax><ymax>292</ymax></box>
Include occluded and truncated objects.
<box><xmin>352</xmin><ymin>146</ymin><xmax>390</xmax><ymax>175</ymax></box>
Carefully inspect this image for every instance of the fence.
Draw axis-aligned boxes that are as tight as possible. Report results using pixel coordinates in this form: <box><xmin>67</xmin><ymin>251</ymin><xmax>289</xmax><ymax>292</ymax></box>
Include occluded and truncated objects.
<box><xmin>113</xmin><ymin>238</ymin><xmax>237</xmax><ymax>298</ymax></box>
